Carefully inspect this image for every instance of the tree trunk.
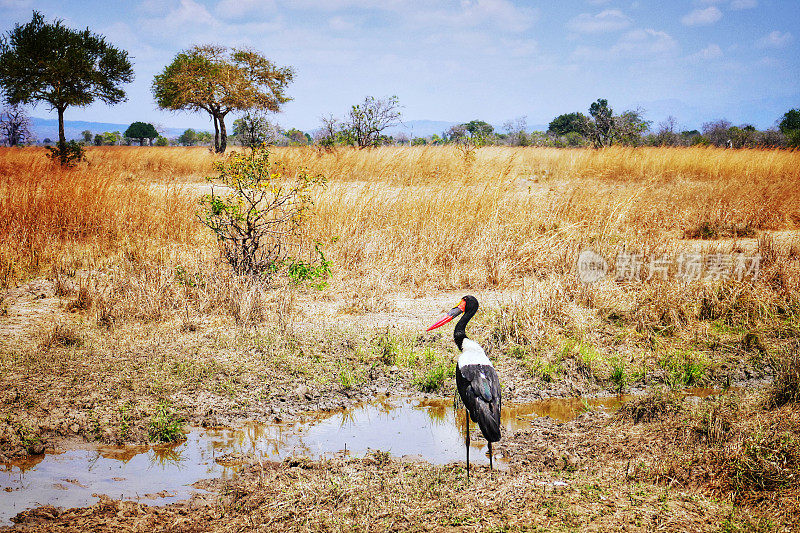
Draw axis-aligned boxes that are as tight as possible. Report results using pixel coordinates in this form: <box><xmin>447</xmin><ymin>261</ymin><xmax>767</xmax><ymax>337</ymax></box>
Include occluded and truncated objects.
<box><xmin>57</xmin><ymin>106</ymin><xmax>67</xmax><ymax>166</ymax></box>
<box><xmin>212</xmin><ymin>114</ymin><xmax>220</xmax><ymax>152</ymax></box>
<box><xmin>218</xmin><ymin>113</ymin><xmax>228</xmax><ymax>153</ymax></box>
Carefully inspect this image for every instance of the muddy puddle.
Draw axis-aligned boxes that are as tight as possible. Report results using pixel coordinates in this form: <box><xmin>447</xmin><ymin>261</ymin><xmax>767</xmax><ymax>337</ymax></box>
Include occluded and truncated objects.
<box><xmin>0</xmin><ymin>392</ymin><xmax>675</xmax><ymax>524</ymax></box>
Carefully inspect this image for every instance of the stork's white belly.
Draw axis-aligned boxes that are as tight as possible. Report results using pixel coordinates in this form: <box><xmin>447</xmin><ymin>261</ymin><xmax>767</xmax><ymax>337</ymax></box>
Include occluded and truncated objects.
<box><xmin>457</xmin><ymin>339</ymin><xmax>492</xmax><ymax>368</ymax></box>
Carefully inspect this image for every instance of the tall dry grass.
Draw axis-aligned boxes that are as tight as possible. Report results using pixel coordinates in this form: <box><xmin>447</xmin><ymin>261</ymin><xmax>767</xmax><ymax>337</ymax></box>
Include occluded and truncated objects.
<box><xmin>269</xmin><ymin>145</ymin><xmax>800</xmax><ymax>185</ymax></box>
<box><xmin>1</xmin><ymin>145</ymin><xmax>798</xmax><ymax>294</ymax></box>
<box><xmin>0</xmin><ymin>147</ymin><xmax>202</xmax><ymax>287</ymax></box>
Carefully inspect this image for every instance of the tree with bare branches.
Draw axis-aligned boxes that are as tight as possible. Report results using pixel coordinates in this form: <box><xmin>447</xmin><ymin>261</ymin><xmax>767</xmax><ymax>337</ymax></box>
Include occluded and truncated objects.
<box><xmin>0</xmin><ymin>104</ymin><xmax>33</xmax><ymax>146</ymax></box>
<box><xmin>345</xmin><ymin>96</ymin><xmax>402</xmax><ymax>147</ymax></box>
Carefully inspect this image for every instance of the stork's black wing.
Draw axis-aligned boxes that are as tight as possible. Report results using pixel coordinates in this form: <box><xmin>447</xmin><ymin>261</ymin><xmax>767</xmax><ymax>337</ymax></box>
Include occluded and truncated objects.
<box><xmin>456</xmin><ymin>363</ymin><xmax>501</xmax><ymax>442</ymax></box>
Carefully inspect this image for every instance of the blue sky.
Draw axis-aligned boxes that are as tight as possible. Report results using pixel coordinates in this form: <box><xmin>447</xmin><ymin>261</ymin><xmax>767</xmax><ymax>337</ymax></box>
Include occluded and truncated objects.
<box><xmin>1</xmin><ymin>0</ymin><xmax>798</xmax><ymax>133</ymax></box>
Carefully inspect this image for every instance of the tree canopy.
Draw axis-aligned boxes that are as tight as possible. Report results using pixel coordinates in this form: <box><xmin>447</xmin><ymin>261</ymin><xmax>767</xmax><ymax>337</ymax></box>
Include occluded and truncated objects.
<box><xmin>124</xmin><ymin>121</ymin><xmax>158</xmax><ymax>146</ymax></box>
<box><xmin>578</xmin><ymin>99</ymin><xmax>650</xmax><ymax>148</ymax></box>
<box><xmin>464</xmin><ymin>120</ymin><xmax>494</xmax><ymax>139</ymax></box>
<box><xmin>152</xmin><ymin>45</ymin><xmax>294</xmax><ymax>153</ymax></box>
<box><xmin>0</xmin><ymin>11</ymin><xmax>133</xmax><ymax>164</ymax></box>
<box><xmin>548</xmin><ymin>112</ymin><xmax>585</xmax><ymax>136</ymax></box>
<box><xmin>779</xmin><ymin>109</ymin><xmax>800</xmax><ymax>147</ymax></box>
<box><xmin>232</xmin><ymin>111</ymin><xmax>277</xmax><ymax>149</ymax></box>
<box><xmin>779</xmin><ymin>109</ymin><xmax>800</xmax><ymax>134</ymax></box>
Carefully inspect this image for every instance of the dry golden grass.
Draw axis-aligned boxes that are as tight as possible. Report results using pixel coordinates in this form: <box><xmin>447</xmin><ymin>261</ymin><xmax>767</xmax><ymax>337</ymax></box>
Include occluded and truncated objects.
<box><xmin>1</xmin><ymin>144</ymin><xmax>799</xmax><ymax>305</ymax></box>
<box><xmin>0</xmin><ymin>147</ymin><xmax>204</xmax><ymax>288</ymax></box>
<box><xmin>270</xmin><ymin>144</ymin><xmax>800</xmax><ymax>185</ymax></box>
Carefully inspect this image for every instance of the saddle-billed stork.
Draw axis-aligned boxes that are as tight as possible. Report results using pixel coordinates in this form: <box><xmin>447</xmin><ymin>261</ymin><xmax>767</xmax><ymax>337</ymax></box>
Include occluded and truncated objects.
<box><xmin>427</xmin><ymin>295</ymin><xmax>501</xmax><ymax>480</ymax></box>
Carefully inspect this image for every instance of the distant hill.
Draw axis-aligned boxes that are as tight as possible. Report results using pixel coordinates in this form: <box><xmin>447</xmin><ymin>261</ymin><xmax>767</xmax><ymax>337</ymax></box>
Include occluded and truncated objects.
<box><xmin>387</xmin><ymin>119</ymin><xmax>549</xmax><ymax>138</ymax></box>
<box><xmin>386</xmin><ymin>120</ymin><xmax>458</xmax><ymax>138</ymax></box>
<box><xmin>28</xmin><ymin>116</ymin><xmax>553</xmax><ymax>144</ymax></box>
<box><xmin>30</xmin><ymin>117</ymin><xmax>191</xmax><ymax>142</ymax></box>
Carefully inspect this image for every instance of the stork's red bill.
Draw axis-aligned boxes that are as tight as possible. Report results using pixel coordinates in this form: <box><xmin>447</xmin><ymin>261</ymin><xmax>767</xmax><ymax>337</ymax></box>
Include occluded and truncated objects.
<box><xmin>426</xmin><ymin>299</ymin><xmax>466</xmax><ymax>332</ymax></box>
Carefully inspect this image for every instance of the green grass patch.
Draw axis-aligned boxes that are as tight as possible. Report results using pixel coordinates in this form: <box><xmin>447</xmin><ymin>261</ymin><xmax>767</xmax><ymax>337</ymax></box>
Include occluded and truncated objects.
<box><xmin>412</xmin><ymin>348</ymin><xmax>455</xmax><ymax>392</ymax></box>
<box><xmin>609</xmin><ymin>357</ymin><xmax>628</xmax><ymax>392</ymax></box>
<box><xmin>148</xmin><ymin>401</ymin><xmax>185</xmax><ymax>443</ymax></box>
<box><xmin>659</xmin><ymin>349</ymin><xmax>707</xmax><ymax>388</ymax></box>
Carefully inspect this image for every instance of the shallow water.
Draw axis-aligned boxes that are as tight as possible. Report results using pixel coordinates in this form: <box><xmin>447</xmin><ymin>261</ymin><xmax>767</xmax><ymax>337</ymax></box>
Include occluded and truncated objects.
<box><xmin>0</xmin><ymin>393</ymin><xmax>629</xmax><ymax>524</ymax></box>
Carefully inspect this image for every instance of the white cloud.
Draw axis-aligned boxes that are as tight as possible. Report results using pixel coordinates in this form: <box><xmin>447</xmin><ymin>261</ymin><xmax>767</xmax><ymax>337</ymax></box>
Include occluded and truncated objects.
<box><xmin>138</xmin><ymin>0</ymin><xmax>220</xmax><ymax>45</ymax></box>
<box><xmin>284</xmin><ymin>0</ymin><xmax>537</xmax><ymax>33</ymax></box>
<box><xmin>690</xmin><ymin>43</ymin><xmax>723</xmax><ymax>61</ymax></box>
<box><xmin>731</xmin><ymin>0</ymin><xmax>757</xmax><ymax>9</ymax></box>
<box><xmin>757</xmin><ymin>30</ymin><xmax>793</xmax><ymax>48</ymax></box>
<box><xmin>572</xmin><ymin>28</ymin><xmax>678</xmax><ymax>61</ymax></box>
<box><xmin>425</xmin><ymin>0</ymin><xmax>538</xmax><ymax>33</ymax></box>
<box><xmin>567</xmin><ymin>9</ymin><xmax>631</xmax><ymax>34</ymax></box>
<box><xmin>614</xmin><ymin>29</ymin><xmax>678</xmax><ymax>56</ymax></box>
<box><xmin>681</xmin><ymin>6</ymin><xmax>722</xmax><ymax>26</ymax></box>
<box><xmin>756</xmin><ymin>56</ymin><xmax>780</xmax><ymax>67</ymax></box>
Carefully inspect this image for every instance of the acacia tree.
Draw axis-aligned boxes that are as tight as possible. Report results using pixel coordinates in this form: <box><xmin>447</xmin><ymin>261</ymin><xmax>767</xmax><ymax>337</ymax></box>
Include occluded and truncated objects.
<box><xmin>153</xmin><ymin>45</ymin><xmax>293</xmax><ymax>154</ymax></box>
<box><xmin>615</xmin><ymin>108</ymin><xmax>650</xmax><ymax>146</ymax></box>
<box><xmin>315</xmin><ymin>113</ymin><xmax>342</xmax><ymax>147</ymax></box>
<box><xmin>583</xmin><ymin>99</ymin><xmax>615</xmax><ymax>147</ymax></box>
<box><xmin>779</xmin><ymin>109</ymin><xmax>800</xmax><ymax>147</ymax></box>
<box><xmin>548</xmin><ymin>112</ymin><xmax>586</xmax><ymax>136</ymax></box>
<box><xmin>0</xmin><ymin>104</ymin><xmax>33</xmax><ymax>146</ymax></box>
<box><xmin>0</xmin><ymin>11</ymin><xmax>133</xmax><ymax>164</ymax></box>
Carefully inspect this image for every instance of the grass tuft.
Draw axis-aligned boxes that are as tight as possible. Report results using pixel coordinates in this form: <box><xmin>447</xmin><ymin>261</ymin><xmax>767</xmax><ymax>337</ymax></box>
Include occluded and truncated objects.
<box><xmin>618</xmin><ymin>387</ymin><xmax>683</xmax><ymax>424</ymax></box>
<box><xmin>148</xmin><ymin>401</ymin><xmax>185</xmax><ymax>443</ymax></box>
<box><xmin>766</xmin><ymin>347</ymin><xmax>800</xmax><ymax>409</ymax></box>
<box><xmin>40</xmin><ymin>323</ymin><xmax>83</xmax><ymax>350</ymax></box>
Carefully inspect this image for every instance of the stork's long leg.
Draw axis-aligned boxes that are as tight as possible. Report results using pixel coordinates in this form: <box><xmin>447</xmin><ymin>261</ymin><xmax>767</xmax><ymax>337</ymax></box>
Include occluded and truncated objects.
<box><xmin>465</xmin><ymin>408</ymin><xmax>470</xmax><ymax>483</ymax></box>
<box><xmin>489</xmin><ymin>441</ymin><xmax>493</xmax><ymax>470</ymax></box>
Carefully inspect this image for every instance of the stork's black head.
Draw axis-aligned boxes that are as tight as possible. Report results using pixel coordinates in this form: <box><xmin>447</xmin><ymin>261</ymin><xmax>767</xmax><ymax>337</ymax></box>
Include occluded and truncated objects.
<box><xmin>461</xmin><ymin>295</ymin><xmax>479</xmax><ymax>316</ymax></box>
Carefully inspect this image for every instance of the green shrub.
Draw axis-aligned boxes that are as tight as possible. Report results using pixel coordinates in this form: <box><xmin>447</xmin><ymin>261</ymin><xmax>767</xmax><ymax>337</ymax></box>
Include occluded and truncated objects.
<box><xmin>338</xmin><ymin>364</ymin><xmax>356</xmax><ymax>389</ymax></box>
<box><xmin>148</xmin><ymin>401</ymin><xmax>185</xmax><ymax>443</ymax></box>
<box><xmin>412</xmin><ymin>349</ymin><xmax>454</xmax><ymax>392</ymax></box>
<box><xmin>659</xmin><ymin>350</ymin><xmax>706</xmax><ymax>388</ymax></box>
<box><xmin>47</xmin><ymin>140</ymin><xmax>85</xmax><ymax>167</ymax></box>
<box><xmin>199</xmin><ymin>147</ymin><xmax>327</xmax><ymax>282</ymax></box>
<box><xmin>373</xmin><ymin>330</ymin><xmax>400</xmax><ymax>365</ymax></box>
<box><xmin>414</xmin><ymin>361</ymin><xmax>452</xmax><ymax>392</ymax></box>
